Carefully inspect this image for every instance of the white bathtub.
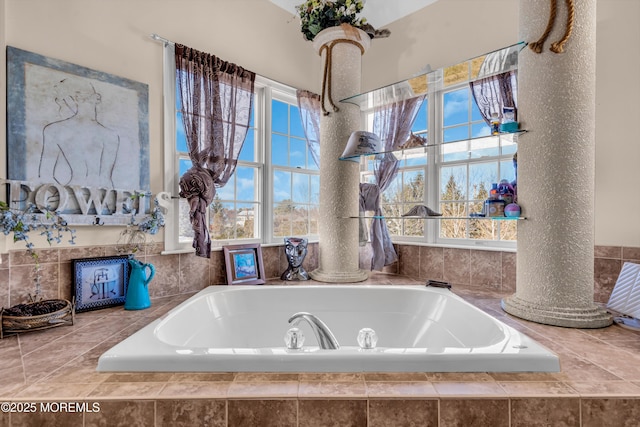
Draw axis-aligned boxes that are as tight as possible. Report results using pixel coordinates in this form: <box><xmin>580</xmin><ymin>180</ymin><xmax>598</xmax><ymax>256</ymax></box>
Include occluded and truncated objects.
<box><xmin>97</xmin><ymin>285</ymin><xmax>560</xmax><ymax>372</ymax></box>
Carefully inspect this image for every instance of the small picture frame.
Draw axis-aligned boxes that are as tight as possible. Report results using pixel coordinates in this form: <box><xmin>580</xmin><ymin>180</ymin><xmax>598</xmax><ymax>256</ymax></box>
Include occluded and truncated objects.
<box><xmin>72</xmin><ymin>255</ymin><xmax>130</xmax><ymax>312</ymax></box>
<box><xmin>223</xmin><ymin>243</ymin><xmax>266</xmax><ymax>285</ymax></box>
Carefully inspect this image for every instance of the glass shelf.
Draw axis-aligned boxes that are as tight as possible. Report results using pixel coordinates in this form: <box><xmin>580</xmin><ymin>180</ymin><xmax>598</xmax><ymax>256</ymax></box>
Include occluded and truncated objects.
<box><xmin>342</xmin><ymin>216</ymin><xmax>525</xmax><ymax>220</ymax></box>
<box><xmin>338</xmin><ymin>129</ymin><xmax>526</xmax><ymax>161</ymax></box>
<box><xmin>340</xmin><ymin>41</ymin><xmax>527</xmax><ymax>111</ymax></box>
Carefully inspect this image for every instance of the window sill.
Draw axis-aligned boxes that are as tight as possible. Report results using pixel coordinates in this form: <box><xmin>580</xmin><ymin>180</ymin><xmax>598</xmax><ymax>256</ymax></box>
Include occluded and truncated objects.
<box><xmin>388</xmin><ymin>240</ymin><xmax>516</xmax><ymax>253</ymax></box>
<box><xmin>161</xmin><ymin>240</ymin><xmax>322</xmax><ymax>255</ymax></box>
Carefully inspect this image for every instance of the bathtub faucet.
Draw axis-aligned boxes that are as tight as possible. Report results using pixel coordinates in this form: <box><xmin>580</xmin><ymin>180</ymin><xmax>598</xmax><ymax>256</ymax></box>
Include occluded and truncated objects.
<box><xmin>288</xmin><ymin>312</ymin><xmax>340</xmax><ymax>350</ymax></box>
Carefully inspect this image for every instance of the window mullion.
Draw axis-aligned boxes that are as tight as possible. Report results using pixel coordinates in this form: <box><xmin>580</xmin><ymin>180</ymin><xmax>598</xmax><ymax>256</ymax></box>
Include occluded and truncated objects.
<box><xmin>261</xmin><ymin>85</ymin><xmax>275</xmax><ymax>244</ymax></box>
<box><xmin>162</xmin><ymin>41</ymin><xmax>185</xmax><ymax>253</ymax></box>
<box><xmin>426</xmin><ymin>90</ymin><xmax>440</xmax><ymax>244</ymax></box>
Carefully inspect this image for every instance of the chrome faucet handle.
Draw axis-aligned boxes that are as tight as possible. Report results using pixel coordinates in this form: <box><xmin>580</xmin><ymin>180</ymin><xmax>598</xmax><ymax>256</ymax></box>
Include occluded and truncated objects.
<box><xmin>284</xmin><ymin>327</ymin><xmax>305</xmax><ymax>350</ymax></box>
<box><xmin>357</xmin><ymin>328</ymin><xmax>378</xmax><ymax>349</ymax></box>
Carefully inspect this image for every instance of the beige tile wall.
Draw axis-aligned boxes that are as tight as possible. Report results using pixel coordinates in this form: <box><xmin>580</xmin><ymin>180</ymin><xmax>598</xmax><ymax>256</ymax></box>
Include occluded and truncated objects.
<box><xmin>593</xmin><ymin>246</ymin><xmax>640</xmax><ymax>303</ymax></box>
<box><xmin>1</xmin><ymin>242</ymin><xmax>637</xmax><ymax>308</ymax></box>
<box><xmin>3</xmin><ymin>396</ymin><xmax>640</xmax><ymax>426</ymax></box>
<box><xmin>0</xmin><ymin>243</ymin><xmax>322</xmax><ymax>308</ymax></box>
<box><xmin>388</xmin><ymin>244</ymin><xmax>639</xmax><ymax>303</ymax></box>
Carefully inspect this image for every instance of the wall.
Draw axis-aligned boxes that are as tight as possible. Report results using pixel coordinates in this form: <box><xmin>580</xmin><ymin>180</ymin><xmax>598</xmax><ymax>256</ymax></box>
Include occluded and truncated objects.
<box><xmin>0</xmin><ymin>241</ymin><xmax>315</xmax><ymax>306</ymax></box>
<box><xmin>363</xmin><ymin>0</ymin><xmax>640</xmax><ymax>247</ymax></box>
<box><xmin>2</xmin><ymin>0</ymin><xmax>638</xmax><ymax>253</ymax></box>
<box><xmin>1</xmin><ymin>240</ymin><xmax>634</xmax><ymax>308</ymax></box>
<box><xmin>387</xmin><ymin>243</ymin><xmax>640</xmax><ymax>305</ymax></box>
<box><xmin>0</xmin><ymin>0</ymin><xmax>319</xmax><ymax>253</ymax></box>
<box><xmin>362</xmin><ymin>0</ymin><xmax>519</xmax><ymax>92</ymax></box>
<box><xmin>592</xmin><ymin>0</ymin><xmax>640</xmax><ymax>246</ymax></box>
<box><xmin>0</xmin><ymin>0</ymin><xmax>5</xmax><ymax>257</ymax></box>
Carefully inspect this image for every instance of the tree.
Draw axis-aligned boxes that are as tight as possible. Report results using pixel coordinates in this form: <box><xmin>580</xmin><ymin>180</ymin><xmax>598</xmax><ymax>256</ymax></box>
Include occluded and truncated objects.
<box><xmin>469</xmin><ymin>182</ymin><xmax>497</xmax><ymax>240</ymax></box>
<box><xmin>400</xmin><ymin>172</ymin><xmax>425</xmax><ymax>236</ymax></box>
<box><xmin>405</xmin><ymin>172</ymin><xmax>425</xmax><ymax>202</ymax></box>
<box><xmin>273</xmin><ymin>200</ymin><xmax>294</xmax><ymax>237</ymax></box>
<box><xmin>380</xmin><ymin>172</ymin><xmax>426</xmax><ymax>237</ymax></box>
<box><xmin>178</xmin><ymin>199</ymin><xmax>194</xmax><ymax>240</ymax></box>
<box><xmin>209</xmin><ymin>195</ymin><xmax>233</xmax><ymax>240</ymax></box>
<box><xmin>440</xmin><ymin>173</ymin><xmax>466</xmax><ymax>238</ymax></box>
<box><xmin>237</xmin><ymin>207</ymin><xmax>256</xmax><ymax>239</ymax></box>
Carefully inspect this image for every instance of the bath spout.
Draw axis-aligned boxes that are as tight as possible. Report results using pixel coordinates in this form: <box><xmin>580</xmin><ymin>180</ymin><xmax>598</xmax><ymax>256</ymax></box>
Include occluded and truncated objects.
<box><xmin>288</xmin><ymin>312</ymin><xmax>340</xmax><ymax>350</ymax></box>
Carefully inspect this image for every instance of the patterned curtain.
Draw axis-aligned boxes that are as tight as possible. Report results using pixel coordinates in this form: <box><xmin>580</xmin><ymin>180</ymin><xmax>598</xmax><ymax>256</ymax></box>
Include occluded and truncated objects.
<box><xmin>365</xmin><ymin>95</ymin><xmax>426</xmax><ymax>271</ymax></box>
<box><xmin>470</xmin><ymin>70</ymin><xmax>518</xmax><ymax>125</ymax></box>
<box><xmin>175</xmin><ymin>44</ymin><xmax>255</xmax><ymax>258</ymax></box>
<box><xmin>296</xmin><ymin>89</ymin><xmax>321</xmax><ymax>167</ymax></box>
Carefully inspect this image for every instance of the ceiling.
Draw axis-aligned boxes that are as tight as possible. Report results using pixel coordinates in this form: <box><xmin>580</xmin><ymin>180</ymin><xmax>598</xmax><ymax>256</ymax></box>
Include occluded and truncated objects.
<box><xmin>269</xmin><ymin>0</ymin><xmax>440</xmax><ymax>29</ymax></box>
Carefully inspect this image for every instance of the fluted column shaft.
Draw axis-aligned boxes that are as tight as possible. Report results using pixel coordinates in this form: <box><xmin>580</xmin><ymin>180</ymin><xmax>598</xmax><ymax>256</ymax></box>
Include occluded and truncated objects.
<box><xmin>309</xmin><ymin>26</ymin><xmax>369</xmax><ymax>283</ymax></box>
<box><xmin>502</xmin><ymin>0</ymin><xmax>611</xmax><ymax>327</ymax></box>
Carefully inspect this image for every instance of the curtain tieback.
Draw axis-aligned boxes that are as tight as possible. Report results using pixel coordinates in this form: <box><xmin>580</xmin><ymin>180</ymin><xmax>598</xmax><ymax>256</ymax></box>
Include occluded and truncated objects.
<box><xmin>179</xmin><ymin>166</ymin><xmax>216</xmax><ymax>258</ymax></box>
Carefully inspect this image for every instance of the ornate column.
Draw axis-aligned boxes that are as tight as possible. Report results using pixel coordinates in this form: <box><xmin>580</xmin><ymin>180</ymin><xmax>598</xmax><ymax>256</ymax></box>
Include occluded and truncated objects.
<box><xmin>309</xmin><ymin>26</ymin><xmax>369</xmax><ymax>283</ymax></box>
<box><xmin>502</xmin><ymin>0</ymin><xmax>611</xmax><ymax>327</ymax></box>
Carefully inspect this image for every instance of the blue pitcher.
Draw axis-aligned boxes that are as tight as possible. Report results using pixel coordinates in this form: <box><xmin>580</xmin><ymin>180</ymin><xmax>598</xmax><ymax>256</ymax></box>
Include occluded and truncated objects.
<box><xmin>124</xmin><ymin>258</ymin><xmax>155</xmax><ymax>310</ymax></box>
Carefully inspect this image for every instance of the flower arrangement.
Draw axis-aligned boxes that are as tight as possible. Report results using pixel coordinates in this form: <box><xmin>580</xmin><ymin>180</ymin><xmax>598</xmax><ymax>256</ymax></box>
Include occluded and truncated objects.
<box><xmin>0</xmin><ymin>202</ymin><xmax>76</xmax><ymax>249</ymax></box>
<box><xmin>0</xmin><ymin>201</ymin><xmax>76</xmax><ymax>301</ymax></box>
<box><xmin>116</xmin><ymin>194</ymin><xmax>166</xmax><ymax>255</ymax></box>
<box><xmin>296</xmin><ymin>0</ymin><xmax>367</xmax><ymax>41</ymax></box>
<box><xmin>129</xmin><ymin>196</ymin><xmax>165</xmax><ymax>236</ymax></box>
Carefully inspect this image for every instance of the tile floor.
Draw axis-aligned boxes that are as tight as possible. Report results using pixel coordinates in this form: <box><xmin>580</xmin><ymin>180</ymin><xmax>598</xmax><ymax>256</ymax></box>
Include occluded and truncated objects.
<box><xmin>1</xmin><ymin>273</ymin><xmax>640</xmax><ymax>426</ymax></box>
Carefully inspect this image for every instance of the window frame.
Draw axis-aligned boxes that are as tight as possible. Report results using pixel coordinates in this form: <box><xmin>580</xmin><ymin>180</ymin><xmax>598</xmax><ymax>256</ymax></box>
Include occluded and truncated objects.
<box><xmin>360</xmin><ymin>76</ymin><xmax>517</xmax><ymax>250</ymax></box>
<box><xmin>436</xmin><ymin>81</ymin><xmax>517</xmax><ymax>249</ymax></box>
<box><xmin>161</xmin><ymin>41</ymin><xmax>318</xmax><ymax>252</ymax></box>
<box><xmin>268</xmin><ymin>90</ymin><xmax>320</xmax><ymax>243</ymax></box>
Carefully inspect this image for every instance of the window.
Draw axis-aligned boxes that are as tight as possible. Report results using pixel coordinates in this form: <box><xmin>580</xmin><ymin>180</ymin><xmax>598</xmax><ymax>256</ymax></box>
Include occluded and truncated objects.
<box><xmin>438</xmin><ymin>83</ymin><xmax>517</xmax><ymax>245</ymax></box>
<box><xmin>208</xmin><ymin>139</ymin><xmax>262</xmax><ymax>241</ymax></box>
<box><xmin>361</xmin><ymin>57</ymin><xmax>517</xmax><ymax>248</ymax></box>
<box><xmin>174</xmin><ymin>99</ymin><xmax>261</xmax><ymax>245</ymax></box>
<box><xmin>363</xmin><ymin>99</ymin><xmax>428</xmax><ymax>240</ymax></box>
<box><xmin>162</xmin><ymin>43</ymin><xmax>318</xmax><ymax>252</ymax></box>
<box><xmin>270</xmin><ymin>99</ymin><xmax>320</xmax><ymax>239</ymax></box>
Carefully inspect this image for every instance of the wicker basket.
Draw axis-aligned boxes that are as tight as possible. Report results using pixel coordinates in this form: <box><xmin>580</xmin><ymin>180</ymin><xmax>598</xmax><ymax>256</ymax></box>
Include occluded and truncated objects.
<box><xmin>1</xmin><ymin>299</ymin><xmax>75</xmax><ymax>339</ymax></box>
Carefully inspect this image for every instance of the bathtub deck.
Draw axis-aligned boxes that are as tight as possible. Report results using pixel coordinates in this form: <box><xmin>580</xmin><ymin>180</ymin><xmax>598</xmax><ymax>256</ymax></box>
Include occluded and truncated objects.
<box><xmin>1</xmin><ymin>274</ymin><xmax>640</xmax><ymax>425</ymax></box>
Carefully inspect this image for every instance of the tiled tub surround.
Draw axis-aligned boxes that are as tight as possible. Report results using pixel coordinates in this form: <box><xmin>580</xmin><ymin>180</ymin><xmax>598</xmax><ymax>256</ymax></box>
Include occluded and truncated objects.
<box><xmin>389</xmin><ymin>244</ymin><xmax>640</xmax><ymax>303</ymax></box>
<box><xmin>0</xmin><ymin>242</ymin><xmax>320</xmax><ymax>309</ymax></box>
<box><xmin>1</xmin><ymin>242</ymin><xmax>636</xmax><ymax>309</ymax></box>
<box><xmin>0</xmin><ymin>245</ymin><xmax>638</xmax><ymax>425</ymax></box>
<box><xmin>1</xmin><ymin>278</ymin><xmax>640</xmax><ymax>426</ymax></box>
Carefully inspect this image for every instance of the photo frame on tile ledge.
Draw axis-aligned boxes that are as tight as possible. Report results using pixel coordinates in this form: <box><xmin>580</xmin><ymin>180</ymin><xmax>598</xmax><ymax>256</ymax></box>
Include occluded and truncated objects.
<box><xmin>223</xmin><ymin>243</ymin><xmax>266</xmax><ymax>285</ymax></box>
<box><xmin>72</xmin><ymin>255</ymin><xmax>131</xmax><ymax>312</ymax></box>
